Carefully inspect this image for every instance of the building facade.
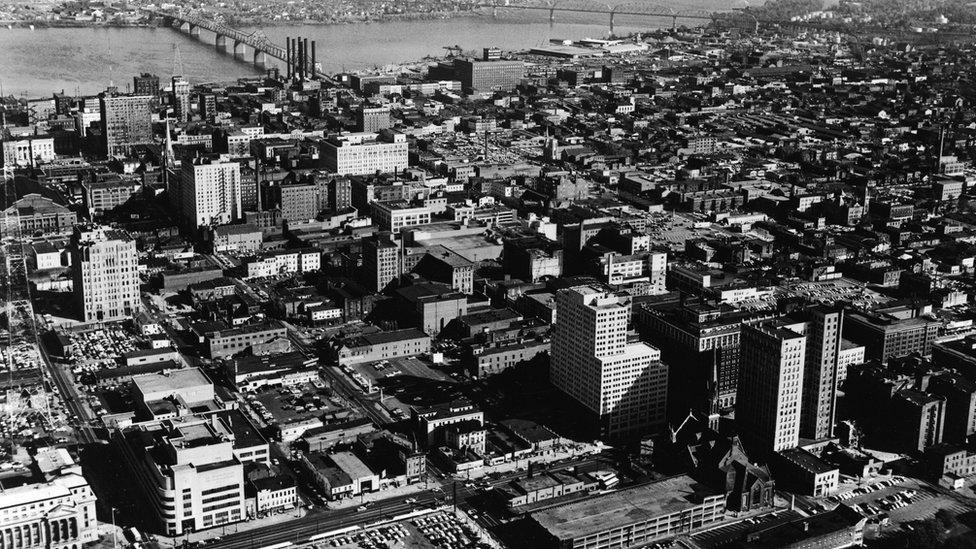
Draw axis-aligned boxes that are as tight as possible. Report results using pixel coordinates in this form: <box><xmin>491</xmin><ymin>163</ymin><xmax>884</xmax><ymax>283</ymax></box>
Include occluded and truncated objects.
<box><xmin>70</xmin><ymin>225</ymin><xmax>140</xmax><ymax>323</ymax></box>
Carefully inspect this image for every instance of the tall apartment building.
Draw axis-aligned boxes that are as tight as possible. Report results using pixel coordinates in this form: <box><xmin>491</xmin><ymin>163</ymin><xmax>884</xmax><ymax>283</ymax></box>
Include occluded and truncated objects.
<box><xmin>99</xmin><ymin>93</ymin><xmax>154</xmax><ymax>156</ymax></box>
<box><xmin>363</xmin><ymin>233</ymin><xmax>400</xmax><ymax>292</ymax></box>
<box><xmin>133</xmin><ymin>73</ymin><xmax>160</xmax><ymax>95</ymax></box>
<box><xmin>328</xmin><ymin>177</ymin><xmax>352</xmax><ymax>210</ymax></box>
<box><xmin>181</xmin><ymin>155</ymin><xmax>243</xmax><ymax>229</ymax></box>
<box><xmin>172</xmin><ymin>76</ymin><xmax>191</xmax><ymax>123</ymax></box>
<box><xmin>0</xmin><ymin>473</ymin><xmax>98</xmax><ymax>549</ymax></box>
<box><xmin>798</xmin><ymin>307</ymin><xmax>843</xmax><ymax>440</ymax></box>
<box><xmin>320</xmin><ymin>131</ymin><xmax>409</xmax><ymax>176</ymax></box>
<box><xmin>70</xmin><ymin>225</ymin><xmax>141</xmax><ymax>323</ymax></box>
<box><xmin>454</xmin><ymin>58</ymin><xmax>525</xmax><ymax>91</ymax></box>
<box><xmin>278</xmin><ymin>182</ymin><xmax>320</xmax><ymax>222</ymax></box>
<box><xmin>357</xmin><ymin>105</ymin><xmax>392</xmax><ymax>132</ymax></box>
<box><xmin>551</xmin><ymin>285</ymin><xmax>668</xmax><ymax>438</ymax></box>
<box><xmin>738</xmin><ymin>320</ymin><xmax>806</xmax><ymax>452</ymax></box>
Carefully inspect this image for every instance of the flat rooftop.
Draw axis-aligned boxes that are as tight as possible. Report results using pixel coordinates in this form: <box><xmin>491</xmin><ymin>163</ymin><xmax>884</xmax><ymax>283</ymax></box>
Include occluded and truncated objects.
<box><xmin>530</xmin><ymin>475</ymin><xmax>721</xmax><ymax>541</ymax></box>
<box><xmin>133</xmin><ymin>368</ymin><xmax>210</xmax><ymax>396</ymax></box>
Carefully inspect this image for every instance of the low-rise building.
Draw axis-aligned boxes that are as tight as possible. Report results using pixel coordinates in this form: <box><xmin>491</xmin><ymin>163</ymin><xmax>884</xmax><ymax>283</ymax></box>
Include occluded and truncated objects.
<box><xmin>332</xmin><ymin>328</ymin><xmax>431</xmax><ymax>366</ymax></box>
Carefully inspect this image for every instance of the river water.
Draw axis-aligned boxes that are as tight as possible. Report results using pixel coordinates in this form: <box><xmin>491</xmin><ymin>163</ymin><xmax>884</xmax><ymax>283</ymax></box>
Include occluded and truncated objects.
<box><xmin>0</xmin><ymin>6</ymin><xmax>723</xmax><ymax>98</ymax></box>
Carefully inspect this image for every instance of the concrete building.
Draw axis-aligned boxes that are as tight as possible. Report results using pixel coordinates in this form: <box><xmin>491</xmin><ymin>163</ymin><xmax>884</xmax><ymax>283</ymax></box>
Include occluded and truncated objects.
<box><xmin>412</xmin><ymin>245</ymin><xmax>475</xmax><ymax>294</ymax></box>
<box><xmin>172</xmin><ymin>76</ymin><xmax>191</xmax><ymax>122</ymax></box>
<box><xmin>528</xmin><ymin>475</ymin><xmax>725</xmax><ymax>549</ymax></box>
<box><xmin>82</xmin><ymin>177</ymin><xmax>140</xmax><ymax>218</ymax></box>
<box><xmin>0</xmin><ymin>473</ymin><xmax>98</xmax><ymax>549</ymax></box>
<box><xmin>928</xmin><ymin>372</ymin><xmax>976</xmax><ymax>444</ymax></box>
<box><xmin>797</xmin><ymin>307</ymin><xmax>844</xmax><ymax>441</ymax></box>
<box><xmin>737</xmin><ymin>320</ymin><xmax>806</xmax><ymax>452</ymax></box>
<box><xmin>394</xmin><ymin>282</ymin><xmax>469</xmax><ymax>336</ymax></box>
<box><xmin>320</xmin><ymin>132</ymin><xmax>408</xmax><ymax>176</ymax></box>
<box><xmin>550</xmin><ymin>285</ymin><xmax>668</xmax><ymax>438</ymax></box>
<box><xmin>243</xmin><ymin>248</ymin><xmax>321</xmax><ymax>278</ymax></box>
<box><xmin>412</xmin><ymin>399</ymin><xmax>484</xmax><ymax>447</ymax></box>
<box><xmin>356</xmin><ymin>105</ymin><xmax>392</xmax><ymax>132</ymax></box>
<box><xmin>133</xmin><ymin>73</ymin><xmax>160</xmax><ymax>96</ymax></box>
<box><xmin>844</xmin><ymin>310</ymin><xmax>939</xmax><ymax>361</ymax></box>
<box><xmin>1</xmin><ymin>135</ymin><xmax>56</xmax><ymax>167</ymax></box>
<box><xmin>371</xmin><ymin>200</ymin><xmax>432</xmax><ymax>233</ymax></box>
<box><xmin>332</xmin><ymin>328</ymin><xmax>431</xmax><ymax>366</ymax></box>
<box><xmin>181</xmin><ymin>155</ymin><xmax>243</xmax><ymax>229</ymax></box>
<box><xmin>892</xmin><ymin>389</ymin><xmax>945</xmax><ymax>453</ymax></box>
<box><xmin>454</xmin><ymin>58</ymin><xmax>525</xmax><ymax>91</ymax></box>
<box><xmin>116</xmin><ymin>418</ymin><xmax>247</xmax><ymax>535</ymax></box>
<box><xmin>362</xmin><ymin>232</ymin><xmax>400</xmax><ymax>292</ymax></box>
<box><xmin>100</xmin><ymin>93</ymin><xmax>154</xmax><ymax>157</ymax></box>
<box><xmin>70</xmin><ymin>225</ymin><xmax>140</xmax><ymax>323</ymax></box>
<box><xmin>203</xmin><ymin>321</ymin><xmax>288</xmax><ymax>359</ymax></box>
<box><xmin>210</xmin><ymin>224</ymin><xmax>263</xmax><ymax>253</ymax></box>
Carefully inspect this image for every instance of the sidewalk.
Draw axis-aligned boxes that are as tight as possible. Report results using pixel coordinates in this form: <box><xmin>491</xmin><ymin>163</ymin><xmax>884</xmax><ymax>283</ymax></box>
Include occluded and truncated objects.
<box><xmin>154</xmin><ymin>505</ymin><xmax>310</xmax><ymax>547</ymax></box>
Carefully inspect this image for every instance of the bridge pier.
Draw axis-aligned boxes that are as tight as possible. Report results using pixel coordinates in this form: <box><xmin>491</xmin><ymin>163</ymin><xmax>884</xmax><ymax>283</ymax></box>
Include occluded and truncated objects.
<box><xmin>234</xmin><ymin>40</ymin><xmax>247</xmax><ymax>60</ymax></box>
<box><xmin>549</xmin><ymin>8</ymin><xmax>555</xmax><ymax>24</ymax></box>
<box><xmin>179</xmin><ymin>21</ymin><xmax>191</xmax><ymax>33</ymax></box>
<box><xmin>189</xmin><ymin>24</ymin><xmax>199</xmax><ymax>38</ymax></box>
<box><xmin>609</xmin><ymin>11</ymin><xmax>615</xmax><ymax>36</ymax></box>
<box><xmin>672</xmin><ymin>15</ymin><xmax>678</xmax><ymax>32</ymax></box>
<box><xmin>215</xmin><ymin>33</ymin><xmax>227</xmax><ymax>52</ymax></box>
<box><xmin>253</xmin><ymin>50</ymin><xmax>267</xmax><ymax>69</ymax></box>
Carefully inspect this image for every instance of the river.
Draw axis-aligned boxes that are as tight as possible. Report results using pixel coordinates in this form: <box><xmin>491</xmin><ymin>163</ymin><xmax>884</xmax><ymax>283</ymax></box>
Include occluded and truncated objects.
<box><xmin>0</xmin><ymin>5</ymin><xmax>726</xmax><ymax>98</ymax></box>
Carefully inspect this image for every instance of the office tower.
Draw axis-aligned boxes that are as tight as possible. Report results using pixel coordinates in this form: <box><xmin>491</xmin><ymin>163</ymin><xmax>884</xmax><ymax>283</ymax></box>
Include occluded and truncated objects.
<box><xmin>551</xmin><ymin>285</ymin><xmax>668</xmax><ymax>438</ymax></box>
<box><xmin>172</xmin><ymin>76</ymin><xmax>191</xmax><ymax>122</ymax></box>
<box><xmin>799</xmin><ymin>307</ymin><xmax>843</xmax><ymax>440</ymax></box>
<box><xmin>320</xmin><ymin>132</ymin><xmax>409</xmax><ymax>176</ymax></box>
<box><xmin>71</xmin><ymin>224</ymin><xmax>141</xmax><ymax>323</ymax></box>
<box><xmin>357</xmin><ymin>105</ymin><xmax>392</xmax><ymax>132</ymax></box>
<box><xmin>181</xmin><ymin>155</ymin><xmax>243</xmax><ymax>229</ymax></box>
<box><xmin>99</xmin><ymin>93</ymin><xmax>154</xmax><ymax>157</ymax></box>
<box><xmin>278</xmin><ymin>182</ymin><xmax>320</xmax><ymax>222</ymax></box>
<box><xmin>133</xmin><ymin>72</ymin><xmax>160</xmax><ymax>96</ymax></box>
<box><xmin>738</xmin><ymin>320</ymin><xmax>806</xmax><ymax>452</ymax></box>
<box><xmin>363</xmin><ymin>232</ymin><xmax>400</xmax><ymax>292</ymax></box>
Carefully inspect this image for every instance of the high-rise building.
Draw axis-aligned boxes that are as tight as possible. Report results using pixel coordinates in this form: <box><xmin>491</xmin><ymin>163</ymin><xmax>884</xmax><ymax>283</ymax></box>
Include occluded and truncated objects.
<box><xmin>278</xmin><ymin>182</ymin><xmax>320</xmax><ymax>222</ymax></box>
<box><xmin>71</xmin><ymin>224</ymin><xmax>141</xmax><ymax>323</ymax></box>
<box><xmin>356</xmin><ymin>105</ymin><xmax>391</xmax><ymax>132</ymax></box>
<box><xmin>798</xmin><ymin>307</ymin><xmax>843</xmax><ymax>440</ymax></box>
<box><xmin>133</xmin><ymin>73</ymin><xmax>160</xmax><ymax>96</ymax></box>
<box><xmin>328</xmin><ymin>176</ymin><xmax>352</xmax><ymax>211</ymax></box>
<box><xmin>551</xmin><ymin>285</ymin><xmax>668</xmax><ymax>438</ymax></box>
<box><xmin>100</xmin><ymin>93</ymin><xmax>154</xmax><ymax>157</ymax></box>
<box><xmin>181</xmin><ymin>155</ymin><xmax>243</xmax><ymax>229</ymax></box>
<box><xmin>738</xmin><ymin>320</ymin><xmax>806</xmax><ymax>452</ymax></box>
<box><xmin>363</xmin><ymin>232</ymin><xmax>400</xmax><ymax>292</ymax></box>
<box><xmin>172</xmin><ymin>76</ymin><xmax>191</xmax><ymax>122</ymax></box>
<box><xmin>200</xmin><ymin>93</ymin><xmax>217</xmax><ymax>122</ymax></box>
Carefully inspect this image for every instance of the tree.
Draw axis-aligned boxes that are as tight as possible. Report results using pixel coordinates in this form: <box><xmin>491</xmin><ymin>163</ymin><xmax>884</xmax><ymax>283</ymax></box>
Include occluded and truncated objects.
<box><xmin>936</xmin><ymin>508</ymin><xmax>960</xmax><ymax>530</ymax></box>
<box><xmin>904</xmin><ymin>519</ymin><xmax>948</xmax><ymax>549</ymax></box>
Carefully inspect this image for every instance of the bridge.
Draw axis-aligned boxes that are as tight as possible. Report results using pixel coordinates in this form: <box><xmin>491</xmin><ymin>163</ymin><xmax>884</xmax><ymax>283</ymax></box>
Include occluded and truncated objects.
<box><xmin>477</xmin><ymin>0</ymin><xmax>754</xmax><ymax>34</ymax></box>
<box><xmin>146</xmin><ymin>9</ymin><xmax>333</xmax><ymax>82</ymax></box>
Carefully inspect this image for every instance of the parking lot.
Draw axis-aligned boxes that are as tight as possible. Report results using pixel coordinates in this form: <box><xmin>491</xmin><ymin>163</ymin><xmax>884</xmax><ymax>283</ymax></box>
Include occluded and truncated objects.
<box><xmin>316</xmin><ymin>511</ymin><xmax>491</xmax><ymax>549</ymax></box>
<box><xmin>345</xmin><ymin>357</ymin><xmax>456</xmax><ymax>419</ymax></box>
<box><xmin>830</xmin><ymin>476</ymin><xmax>976</xmax><ymax>531</ymax></box>
<box><xmin>65</xmin><ymin>323</ymin><xmax>145</xmax><ymax>373</ymax></box>
<box><xmin>248</xmin><ymin>380</ymin><xmax>347</xmax><ymax>426</ymax></box>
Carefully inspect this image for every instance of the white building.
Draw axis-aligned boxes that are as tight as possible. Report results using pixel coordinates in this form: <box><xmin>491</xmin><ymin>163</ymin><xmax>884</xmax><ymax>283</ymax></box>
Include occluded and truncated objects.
<box><xmin>70</xmin><ymin>225</ymin><xmax>141</xmax><ymax>323</ymax></box>
<box><xmin>1</xmin><ymin>136</ymin><xmax>55</xmax><ymax>167</ymax></box>
<box><xmin>371</xmin><ymin>201</ymin><xmax>432</xmax><ymax>233</ymax></box>
<box><xmin>738</xmin><ymin>320</ymin><xmax>806</xmax><ymax>452</ymax></box>
<box><xmin>550</xmin><ymin>286</ymin><xmax>668</xmax><ymax>438</ymax></box>
<box><xmin>320</xmin><ymin>131</ymin><xmax>408</xmax><ymax>176</ymax></box>
<box><xmin>244</xmin><ymin>248</ymin><xmax>321</xmax><ymax>279</ymax></box>
<box><xmin>181</xmin><ymin>155</ymin><xmax>242</xmax><ymax>229</ymax></box>
<box><xmin>0</xmin><ymin>473</ymin><xmax>98</xmax><ymax>549</ymax></box>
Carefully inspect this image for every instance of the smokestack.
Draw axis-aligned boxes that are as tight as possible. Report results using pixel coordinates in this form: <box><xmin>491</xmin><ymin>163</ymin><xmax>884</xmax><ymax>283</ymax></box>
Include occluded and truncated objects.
<box><xmin>294</xmin><ymin>37</ymin><xmax>301</xmax><ymax>80</ymax></box>
<box><xmin>311</xmin><ymin>40</ymin><xmax>317</xmax><ymax>79</ymax></box>
<box><xmin>303</xmin><ymin>38</ymin><xmax>310</xmax><ymax>80</ymax></box>
<box><xmin>286</xmin><ymin>38</ymin><xmax>292</xmax><ymax>79</ymax></box>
